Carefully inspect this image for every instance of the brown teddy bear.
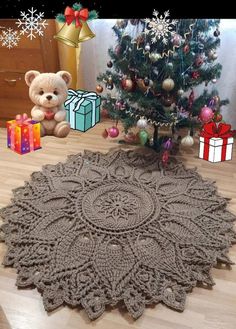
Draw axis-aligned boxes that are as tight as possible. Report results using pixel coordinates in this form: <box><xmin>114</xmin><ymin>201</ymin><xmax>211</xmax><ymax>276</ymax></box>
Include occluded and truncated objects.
<box><xmin>25</xmin><ymin>70</ymin><xmax>72</xmax><ymax>138</ymax></box>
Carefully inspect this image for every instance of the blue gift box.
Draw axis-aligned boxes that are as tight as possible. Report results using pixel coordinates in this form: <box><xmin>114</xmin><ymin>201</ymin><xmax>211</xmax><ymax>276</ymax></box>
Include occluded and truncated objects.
<box><xmin>64</xmin><ymin>89</ymin><xmax>101</xmax><ymax>132</ymax></box>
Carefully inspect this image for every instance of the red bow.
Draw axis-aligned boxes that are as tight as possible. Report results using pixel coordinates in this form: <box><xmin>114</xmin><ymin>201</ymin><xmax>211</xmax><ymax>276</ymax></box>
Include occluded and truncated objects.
<box><xmin>65</xmin><ymin>6</ymin><xmax>89</xmax><ymax>28</ymax></box>
<box><xmin>200</xmin><ymin>122</ymin><xmax>233</xmax><ymax>138</ymax></box>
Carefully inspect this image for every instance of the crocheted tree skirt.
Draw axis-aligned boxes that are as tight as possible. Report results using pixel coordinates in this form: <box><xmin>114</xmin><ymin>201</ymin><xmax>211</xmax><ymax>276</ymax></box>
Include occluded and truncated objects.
<box><xmin>0</xmin><ymin>149</ymin><xmax>235</xmax><ymax>319</ymax></box>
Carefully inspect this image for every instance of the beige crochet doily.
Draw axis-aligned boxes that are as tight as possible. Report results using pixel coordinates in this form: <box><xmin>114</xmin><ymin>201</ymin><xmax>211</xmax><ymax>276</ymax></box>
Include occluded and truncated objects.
<box><xmin>0</xmin><ymin>149</ymin><xmax>235</xmax><ymax>319</ymax></box>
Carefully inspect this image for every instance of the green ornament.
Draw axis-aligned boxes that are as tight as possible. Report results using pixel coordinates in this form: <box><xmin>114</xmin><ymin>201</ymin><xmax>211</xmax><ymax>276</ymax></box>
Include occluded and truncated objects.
<box><xmin>139</xmin><ymin>129</ymin><xmax>149</xmax><ymax>146</ymax></box>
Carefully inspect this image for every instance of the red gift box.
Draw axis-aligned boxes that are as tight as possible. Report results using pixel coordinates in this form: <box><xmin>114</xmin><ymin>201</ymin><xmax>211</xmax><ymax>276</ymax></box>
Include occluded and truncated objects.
<box><xmin>199</xmin><ymin>122</ymin><xmax>234</xmax><ymax>162</ymax></box>
<box><xmin>7</xmin><ymin>113</ymin><xmax>41</xmax><ymax>155</ymax></box>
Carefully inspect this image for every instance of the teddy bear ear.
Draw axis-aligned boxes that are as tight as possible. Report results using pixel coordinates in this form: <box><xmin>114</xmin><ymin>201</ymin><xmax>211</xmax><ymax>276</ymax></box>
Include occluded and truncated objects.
<box><xmin>25</xmin><ymin>70</ymin><xmax>40</xmax><ymax>86</ymax></box>
<box><xmin>56</xmin><ymin>71</ymin><xmax>72</xmax><ymax>87</ymax></box>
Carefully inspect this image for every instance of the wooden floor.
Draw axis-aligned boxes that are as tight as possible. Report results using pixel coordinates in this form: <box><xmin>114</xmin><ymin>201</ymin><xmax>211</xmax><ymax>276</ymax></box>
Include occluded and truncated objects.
<box><xmin>0</xmin><ymin>121</ymin><xmax>236</xmax><ymax>329</ymax></box>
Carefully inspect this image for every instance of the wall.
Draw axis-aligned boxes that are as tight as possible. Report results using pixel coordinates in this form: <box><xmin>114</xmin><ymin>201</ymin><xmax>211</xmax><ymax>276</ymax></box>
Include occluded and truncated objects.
<box><xmin>218</xmin><ymin>19</ymin><xmax>236</xmax><ymax>128</ymax></box>
<box><xmin>80</xmin><ymin>19</ymin><xmax>236</xmax><ymax>128</ymax></box>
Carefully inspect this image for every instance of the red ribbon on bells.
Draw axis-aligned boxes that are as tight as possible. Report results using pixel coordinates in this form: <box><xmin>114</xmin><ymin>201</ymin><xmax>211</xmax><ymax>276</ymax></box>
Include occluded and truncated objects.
<box><xmin>65</xmin><ymin>6</ymin><xmax>89</xmax><ymax>28</ymax></box>
<box><xmin>200</xmin><ymin>122</ymin><xmax>233</xmax><ymax>138</ymax></box>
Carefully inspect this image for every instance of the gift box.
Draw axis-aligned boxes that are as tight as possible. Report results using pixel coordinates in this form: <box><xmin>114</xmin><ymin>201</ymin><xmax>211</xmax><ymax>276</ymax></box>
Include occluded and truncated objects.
<box><xmin>64</xmin><ymin>89</ymin><xmax>101</xmax><ymax>132</ymax></box>
<box><xmin>7</xmin><ymin>113</ymin><xmax>41</xmax><ymax>155</ymax></box>
<box><xmin>199</xmin><ymin>122</ymin><xmax>234</xmax><ymax>162</ymax></box>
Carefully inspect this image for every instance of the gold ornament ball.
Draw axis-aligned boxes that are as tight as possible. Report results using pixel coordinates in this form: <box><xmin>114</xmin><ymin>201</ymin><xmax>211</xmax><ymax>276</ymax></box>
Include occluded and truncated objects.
<box><xmin>208</xmin><ymin>50</ymin><xmax>217</xmax><ymax>59</ymax></box>
<box><xmin>177</xmin><ymin>89</ymin><xmax>184</xmax><ymax>96</ymax></box>
<box><xmin>96</xmin><ymin>84</ymin><xmax>103</xmax><ymax>93</ymax></box>
<box><xmin>149</xmin><ymin>52</ymin><xmax>161</xmax><ymax>62</ymax></box>
<box><xmin>136</xmin><ymin>79</ymin><xmax>148</xmax><ymax>93</ymax></box>
<box><xmin>108</xmin><ymin>76</ymin><xmax>113</xmax><ymax>83</ymax></box>
<box><xmin>162</xmin><ymin>78</ymin><xmax>175</xmax><ymax>91</ymax></box>
<box><xmin>116</xmin><ymin>19</ymin><xmax>128</xmax><ymax>29</ymax></box>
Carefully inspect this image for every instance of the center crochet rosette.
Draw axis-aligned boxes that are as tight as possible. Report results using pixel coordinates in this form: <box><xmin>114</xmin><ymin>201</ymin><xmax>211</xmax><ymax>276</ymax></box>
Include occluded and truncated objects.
<box><xmin>0</xmin><ymin>149</ymin><xmax>235</xmax><ymax>319</ymax></box>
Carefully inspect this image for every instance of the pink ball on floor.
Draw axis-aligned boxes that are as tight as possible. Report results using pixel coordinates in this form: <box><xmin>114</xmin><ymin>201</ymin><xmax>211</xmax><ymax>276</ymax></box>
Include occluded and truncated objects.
<box><xmin>107</xmin><ymin>126</ymin><xmax>119</xmax><ymax>138</ymax></box>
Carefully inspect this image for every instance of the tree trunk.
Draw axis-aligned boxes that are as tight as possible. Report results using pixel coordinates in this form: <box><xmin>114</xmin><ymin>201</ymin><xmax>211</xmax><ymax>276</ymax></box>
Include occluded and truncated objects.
<box><xmin>153</xmin><ymin>125</ymin><xmax>159</xmax><ymax>150</ymax></box>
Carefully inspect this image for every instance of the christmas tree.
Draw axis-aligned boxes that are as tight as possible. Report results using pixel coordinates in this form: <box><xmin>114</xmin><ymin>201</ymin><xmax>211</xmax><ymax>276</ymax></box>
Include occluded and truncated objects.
<box><xmin>97</xmin><ymin>14</ymin><xmax>228</xmax><ymax>159</ymax></box>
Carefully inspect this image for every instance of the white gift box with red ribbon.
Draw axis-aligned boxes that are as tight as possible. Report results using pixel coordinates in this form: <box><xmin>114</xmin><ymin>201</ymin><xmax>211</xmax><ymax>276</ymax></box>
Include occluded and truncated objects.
<box><xmin>199</xmin><ymin>122</ymin><xmax>234</xmax><ymax>163</ymax></box>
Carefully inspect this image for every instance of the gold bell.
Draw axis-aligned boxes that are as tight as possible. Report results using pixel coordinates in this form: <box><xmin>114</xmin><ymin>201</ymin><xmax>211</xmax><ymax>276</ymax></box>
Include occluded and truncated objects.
<box><xmin>78</xmin><ymin>21</ymin><xmax>95</xmax><ymax>42</ymax></box>
<box><xmin>54</xmin><ymin>22</ymin><xmax>95</xmax><ymax>47</ymax></box>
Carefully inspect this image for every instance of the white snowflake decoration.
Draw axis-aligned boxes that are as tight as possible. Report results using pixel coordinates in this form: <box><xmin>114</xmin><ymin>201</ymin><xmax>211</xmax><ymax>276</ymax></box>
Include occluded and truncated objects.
<box><xmin>16</xmin><ymin>7</ymin><xmax>48</xmax><ymax>40</ymax></box>
<box><xmin>144</xmin><ymin>10</ymin><xmax>177</xmax><ymax>45</ymax></box>
<box><xmin>0</xmin><ymin>28</ymin><xmax>20</xmax><ymax>49</ymax></box>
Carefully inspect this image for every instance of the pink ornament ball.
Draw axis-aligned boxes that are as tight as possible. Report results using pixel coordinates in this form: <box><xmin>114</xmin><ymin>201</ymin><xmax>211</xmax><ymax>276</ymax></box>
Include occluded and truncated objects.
<box><xmin>199</xmin><ymin>105</ymin><xmax>214</xmax><ymax>123</ymax></box>
<box><xmin>107</xmin><ymin>126</ymin><xmax>119</xmax><ymax>138</ymax></box>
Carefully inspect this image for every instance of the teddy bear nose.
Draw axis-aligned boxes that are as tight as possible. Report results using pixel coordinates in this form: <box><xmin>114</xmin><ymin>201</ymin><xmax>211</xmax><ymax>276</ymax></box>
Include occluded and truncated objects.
<box><xmin>46</xmin><ymin>95</ymin><xmax>53</xmax><ymax>100</ymax></box>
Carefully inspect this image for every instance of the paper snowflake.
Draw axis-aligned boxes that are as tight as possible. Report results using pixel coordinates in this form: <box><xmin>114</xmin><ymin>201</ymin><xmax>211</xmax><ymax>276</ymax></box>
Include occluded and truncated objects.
<box><xmin>0</xmin><ymin>28</ymin><xmax>20</xmax><ymax>49</ymax></box>
<box><xmin>16</xmin><ymin>7</ymin><xmax>48</xmax><ymax>40</ymax></box>
<box><xmin>144</xmin><ymin>10</ymin><xmax>177</xmax><ymax>45</ymax></box>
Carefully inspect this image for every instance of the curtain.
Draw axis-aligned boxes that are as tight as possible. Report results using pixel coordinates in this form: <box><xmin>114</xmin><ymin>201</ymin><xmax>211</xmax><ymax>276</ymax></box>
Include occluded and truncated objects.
<box><xmin>55</xmin><ymin>21</ymin><xmax>84</xmax><ymax>90</ymax></box>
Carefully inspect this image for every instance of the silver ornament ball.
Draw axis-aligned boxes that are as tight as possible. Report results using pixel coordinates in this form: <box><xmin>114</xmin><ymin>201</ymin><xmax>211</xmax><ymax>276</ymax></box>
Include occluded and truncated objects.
<box><xmin>137</xmin><ymin>118</ymin><xmax>148</xmax><ymax>129</ymax></box>
<box><xmin>212</xmin><ymin>53</ymin><xmax>218</xmax><ymax>60</ymax></box>
<box><xmin>145</xmin><ymin>43</ymin><xmax>151</xmax><ymax>52</ymax></box>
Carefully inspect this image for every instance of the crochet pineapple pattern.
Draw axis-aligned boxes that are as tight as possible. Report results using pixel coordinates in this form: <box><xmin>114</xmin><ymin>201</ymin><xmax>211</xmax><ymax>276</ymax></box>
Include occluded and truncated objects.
<box><xmin>0</xmin><ymin>149</ymin><xmax>235</xmax><ymax>319</ymax></box>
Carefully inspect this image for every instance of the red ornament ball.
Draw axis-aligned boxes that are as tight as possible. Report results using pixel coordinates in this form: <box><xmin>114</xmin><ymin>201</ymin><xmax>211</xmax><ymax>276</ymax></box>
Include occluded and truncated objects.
<box><xmin>121</xmin><ymin>78</ymin><xmax>135</xmax><ymax>91</ymax></box>
<box><xmin>101</xmin><ymin>108</ymin><xmax>109</xmax><ymax>119</ymax></box>
<box><xmin>195</xmin><ymin>55</ymin><xmax>204</xmax><ymax>67</ymax></box>
<box><xmin>172</xmin><ymin>33</ymin><xmax>182</xmax><ymax>46</ymax></box>
<box><xmin>107</xmin><ymin>60</ymin><xmax>113</xmax><ymax>68</ymax></box>
<box><xmin>115</xmin><ymin>45</ymin><xmax>122</xmax><ymax>56</ymax></box>
<box><xmin>214</xmin><ymin>113</ymin><xmax>223</xmax><ymax>122</ymax></box>
<box><xmin>107</xmin><ymin>126</ymin><xmax>119</xmax><ymax>138</ymax></box>
<box><xmin>192</xmin><ymin>71</ymin><xmax>200</xmax><ymax>79</ymax></box>
<box><xmin>124</xmin><ymin>132</ymin><xmax>137</xmax><ymax>143</ymax></box>
<box><xmin>199</xmin><ymin>105</ymin><xmax>214</xmax><ymax>123</ymax></box>
<box><xmin>183</xmin><ymin>44</ymin><xmax>190</xmax><ymax>53</ymax></box>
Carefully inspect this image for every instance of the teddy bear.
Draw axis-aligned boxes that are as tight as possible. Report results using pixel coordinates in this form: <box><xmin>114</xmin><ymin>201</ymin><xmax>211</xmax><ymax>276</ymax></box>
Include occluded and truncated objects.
<box><xmin>25</xmin><ymin>70</ymin><xmax>72</xmax><ymax>138</ymax></box>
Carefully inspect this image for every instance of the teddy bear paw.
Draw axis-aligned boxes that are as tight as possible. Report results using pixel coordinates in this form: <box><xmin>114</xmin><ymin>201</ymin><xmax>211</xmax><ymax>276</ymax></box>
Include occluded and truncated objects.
<box><xmin>54</xmin><ymin>121</ymin><xmax>70</xmax><ymax>138</ymax></box>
